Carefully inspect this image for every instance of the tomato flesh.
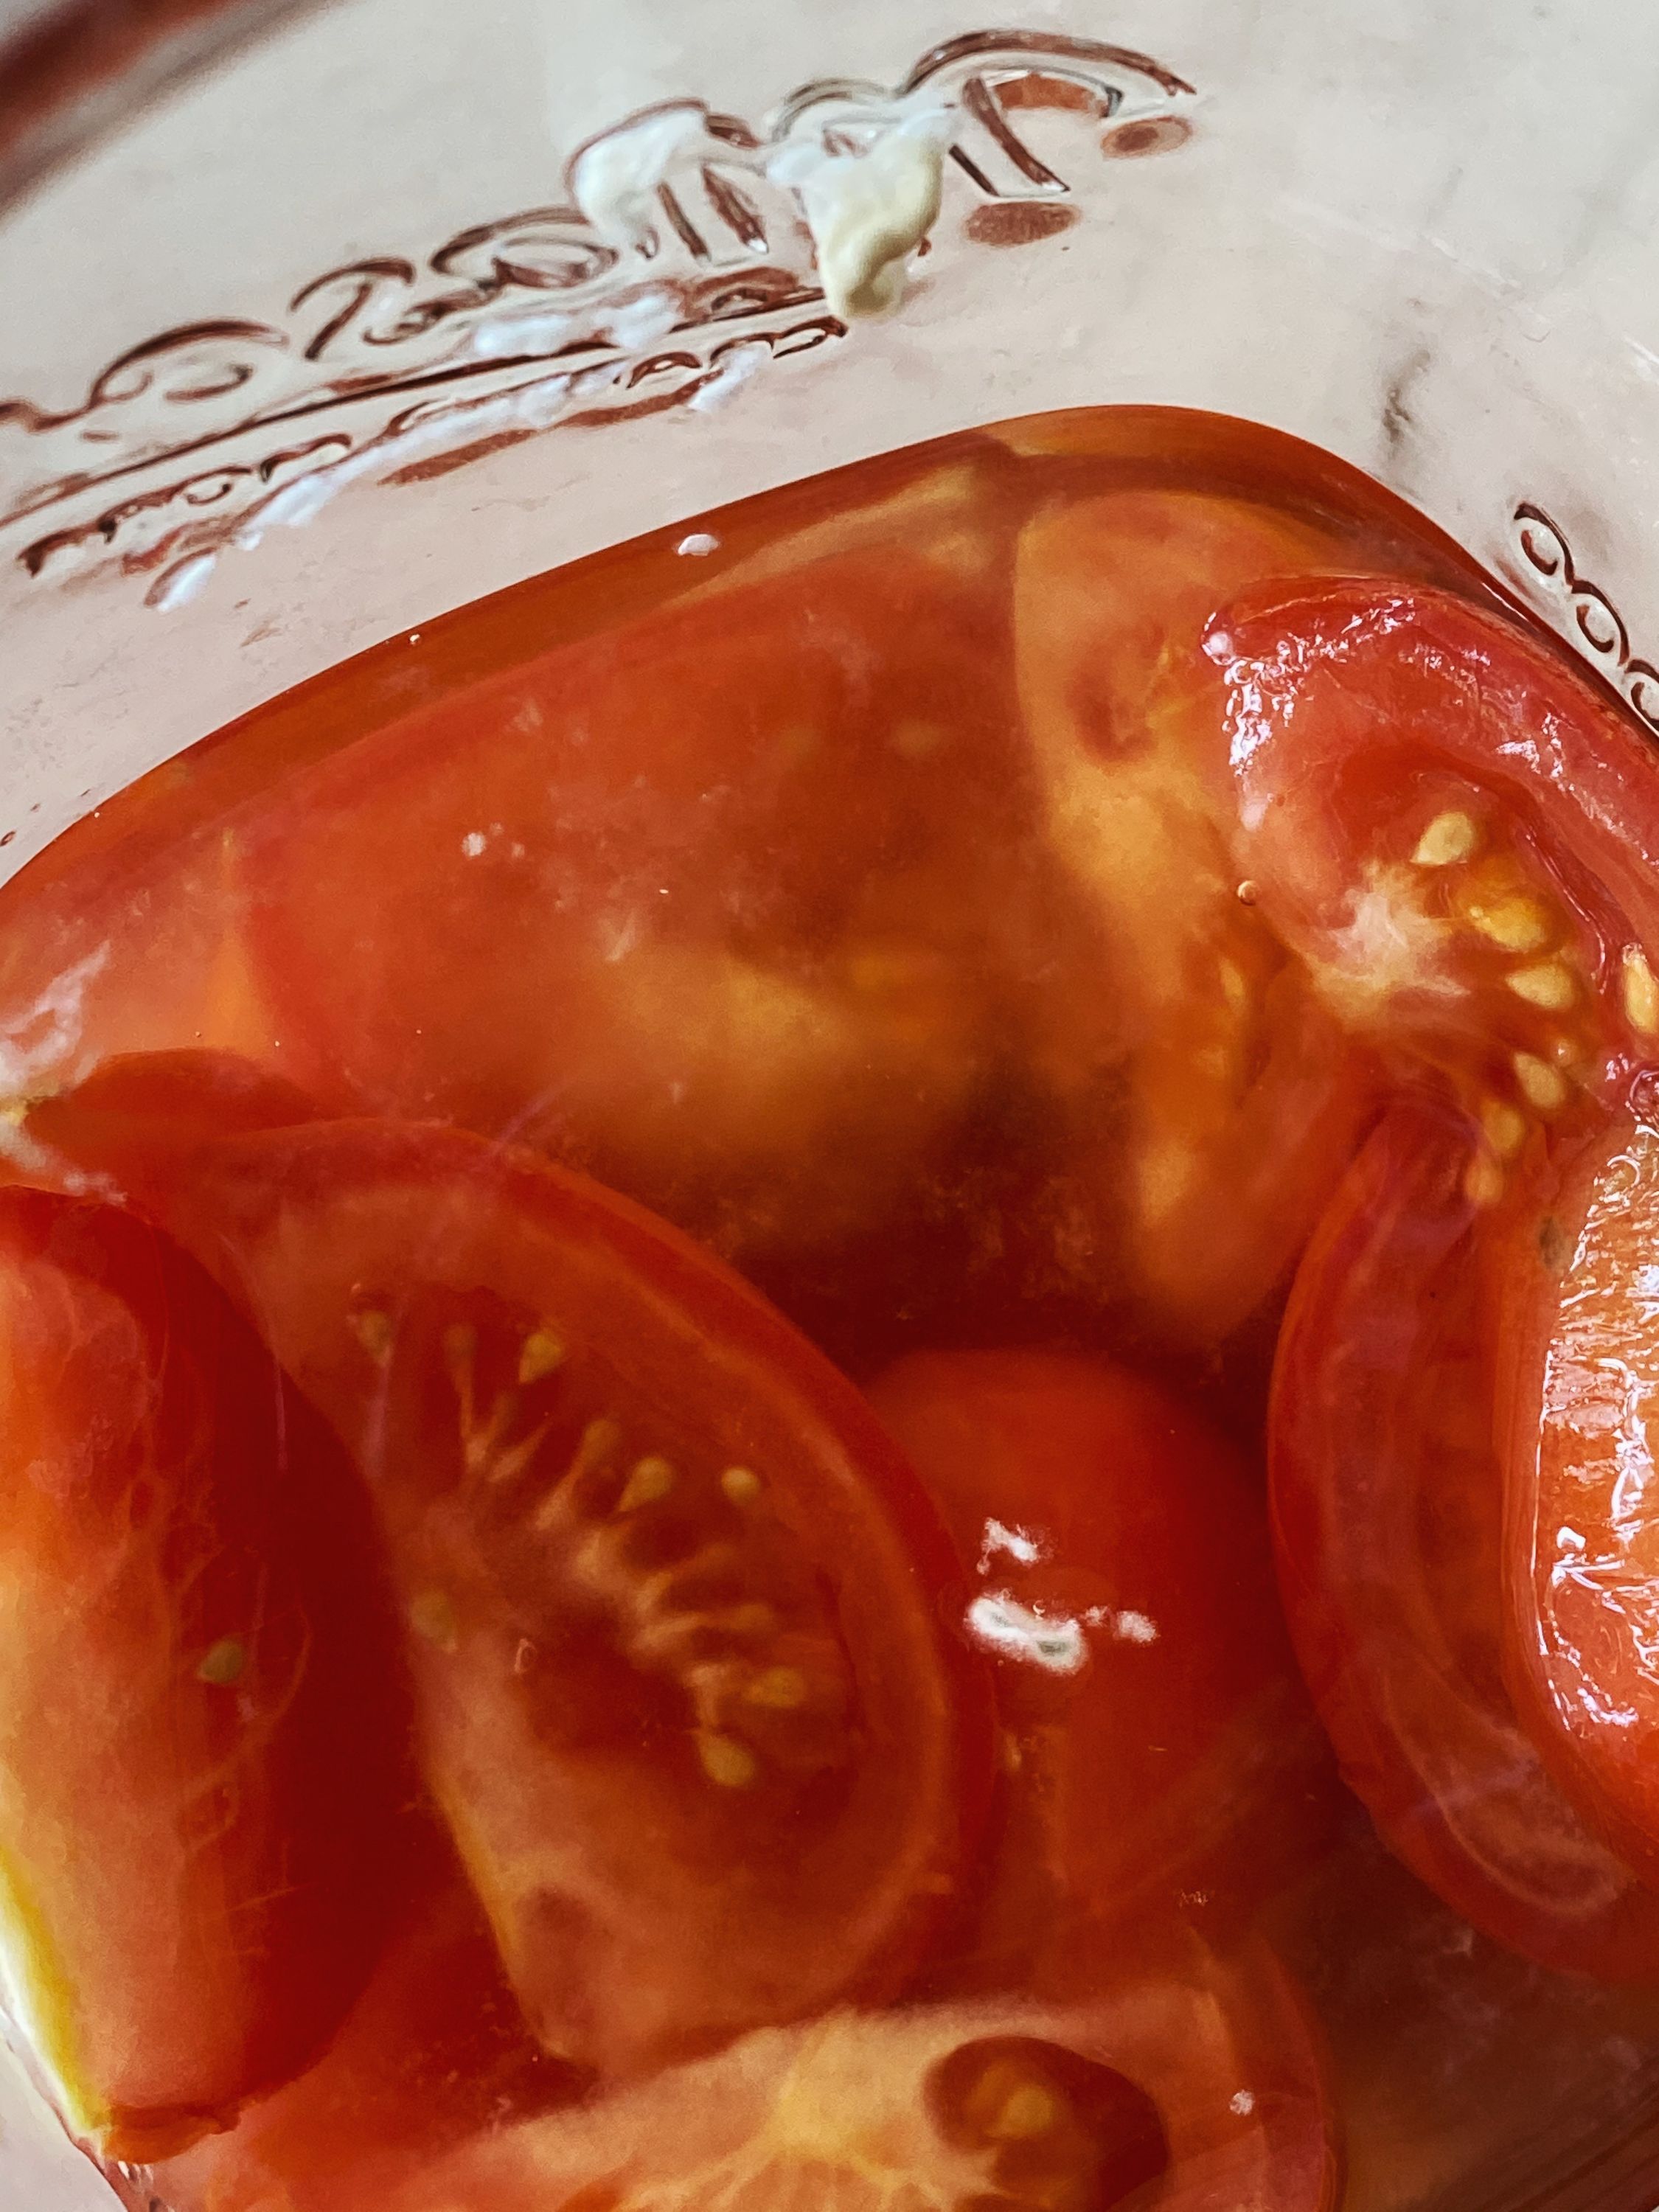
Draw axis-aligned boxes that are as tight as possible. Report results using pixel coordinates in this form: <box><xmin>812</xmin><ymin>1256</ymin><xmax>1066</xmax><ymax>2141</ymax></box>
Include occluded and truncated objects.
<box><xmin>1272</xmin><ymin>1099</ymin><xmax>1659</xmax><ymax>1974</ymax></box>
<box><xmin>1204</xmin><ymin>580</ymin><xmax>1659</xmax><ymax>1194</ymax></box>
<box><xmin>231</xmin><ymin>465</ymin><xmax>1028</xmax><ymax>1273</ymax></box>
<box><xmin>1012</xmin><ymin>493</ymin><xmax>1390</xmax><ymax>1340</ymax></box>
<box><xmin>868</xmin><ymin>1349</ymin><xmax>1334</xmax><ymax>1966</ymax></box>
<box><xmin>63</xmin><ymin>1106</ymin><xmax>992</xmax><ymax>2076</ymax></box>
<box><xmin>153</xmin><ymin>1824</ymin><xmax>585</xmax><ymax>2212</ymax></box>
<box><xmin>0</xmin><ymin>1189</ymin><xmax>413</xmax><ymax>2160</ymax></box>
<box><xmin>1494</xmin><ymin>1106</ymin><xmax>1659</xmax><ymax>1885</ymax></box>
<box><xmin>383</xmin><ymin>1932</ymin><xmax>1335</xmax><ymax>2212</ymax></box>
<box><xmin>1206</xmin><ymin>574</ymin><xmax>1659</xmax><ymax>1885</ymax></box>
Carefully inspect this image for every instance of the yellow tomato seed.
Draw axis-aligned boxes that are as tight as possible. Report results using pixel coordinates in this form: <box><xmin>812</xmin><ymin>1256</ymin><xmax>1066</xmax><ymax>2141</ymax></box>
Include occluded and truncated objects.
<box><xmin>617</xmin><ymin>1455</ymin><xmax>676</xmax><ymax>1512</ymax></box>
<box><xmin>1467</xmin><ymin>896</ymin><xmax>1553</xmax><ymax>953</ymax></box>
<box><xmin>1480</xmin><ymin>1099</ymin><xmax>1528</xmax><ymax>1160</ymax></box>
<box><xmin>1217</xmin><ymin>957</ymin><xmax>1251</xmax><ymax>1016</ymax></box>
<box><xmin>1413</xmin><ymin>810</ymin><xmax>1480</xmax><ymax>866</ymax></box>
<box><xmin>349</xmin><ymin>1308</ymin><xmax>394</xmax><ymax>1362</ymax></box>
<box><xmin>409</xmin><ymin>1591</ymin><xmax>459</xmax><ymax>1649</ymax></box>
<box><xmin>196</xmin><ymin>1638</ymin><xmax>246</xmax><ymax>1688</ymax></box>
<box><xmin>989</xmin><ymin>2081</ymin><xmax>1062</xmax><ymax>2140</ymax></box>
<box><xmin>721</xmin><ymin>1466</ymin><xmax>762</xmax><ymax>1504</ymax></box>
<box><xmin>745</xmin><ymin>1666</ymin><xmax>809</xmax><ymax>1709</ymax></box>
<box><xmin>518</xmin><ymin>1327</ymin><xmax>566</xmax><ymax>1384</ymax></box>
<box><xmin>1506</xmin><ymin>961</ymin><xmax>1576</xmax><ymax>1011</ymax></box>
<box><xmin>1624</xmin><ymin>946</ymin><xmax>1659</xmax><ymax>1035</ymax></box>
<box><xmin>1464</xmin><ymin>1151</ymin><xmax>1506</xmax><ymax>1208</ymax></box>
<box><xmin>697</xmin><ymin>1732</ymin><xmax>759</xmax><ymax>1788</ymax></box>
<box><xmin>1513</xmin><ymin>1051</ymin><xmax>1570</xmax><ymax>1111</ymax></box>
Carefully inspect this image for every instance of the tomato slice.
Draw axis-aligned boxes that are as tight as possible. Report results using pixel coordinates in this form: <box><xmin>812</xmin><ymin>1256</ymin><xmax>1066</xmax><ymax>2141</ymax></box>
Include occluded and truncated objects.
<box><xmin>866</xmin><ymin>1350</ymin><xmax>1335</xmax><ymax>1966</ymax></box>
<box><xmin>153</xmin><ymin>1824</ymin><xmax>585</xmax><ymax>2212</ymax></box>
<box><xmin>1012</xmin><ymin>491</ymin><xmax>1385</xmax><ymax>1340</ymax></box>
<box><xmin>221</xmin><ymin>462</ymin><xmax>1027</xmax><ymax>1272</ymax></box>
<box><xmin>1271</xmin><ymin>1098</ymin><xmax>1659</xmax><ymax>1975</ymax></box>
<box><xmin>0</xmin><ymin>1189</ymin><xmax>413</xmax><ymax>2160</ymax></box>
<box><xmin>380</xmin><ymin>1930</ymin><xmax>1336</xmax><ymax>2212</ymax></box>
<box><xmin>1492</xmin><ymin>1103</ymin><xmax>1659</xmax><ymax>1882</ymax></box>
<box><xmin>46</xmin><ymin>1101</ymin><xmax>992</xmax><ymax>2077</ymax></box>
<box><xmin>1200</xmin><ymin>577</ymin><xmax>1659</xmax><ymax>1872</ymax></box>
<box><xmin>1203</xmin><ymin>580</ymin><xmax>1659</xmax><ymax>1194</ymax></box>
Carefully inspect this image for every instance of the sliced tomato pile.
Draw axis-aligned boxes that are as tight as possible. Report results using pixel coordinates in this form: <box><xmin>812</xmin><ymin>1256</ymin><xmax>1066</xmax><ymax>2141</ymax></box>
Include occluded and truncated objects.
<box><xmin>0</xmin><ymin>1187</ymin><xmax>413</xmax><ymax>2162</ymax></box>
<box><xmin>27</xmin><ymin>1082</ymin><xmax>993</xmax><ymax>2079</ymax></box>
<box><xmin>21</xmin><ymin>434</ymin><xmax>1659</xmax><ymax>2211</ymax></box>
<box><xmin>10</xmin><ymin>1052</ymin><xmax>1341</xmax><ymax>2208</ymax></box>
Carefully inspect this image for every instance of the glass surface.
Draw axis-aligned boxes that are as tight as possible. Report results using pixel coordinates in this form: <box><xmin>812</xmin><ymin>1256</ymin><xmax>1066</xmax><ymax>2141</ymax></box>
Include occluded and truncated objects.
<box><xmin>8</xmin><ymin>2</ymin><xmax>1659</xmax><ymax>2207</ymax></box>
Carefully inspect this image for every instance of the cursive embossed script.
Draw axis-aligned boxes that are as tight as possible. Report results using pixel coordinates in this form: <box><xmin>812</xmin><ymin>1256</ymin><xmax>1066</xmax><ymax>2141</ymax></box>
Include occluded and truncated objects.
<box><xmin>0</xmin><ymin>29</ymin><xmax>1195</xmax><ymax>609</ymax></box>
<box><xmin>1512</xmin><ymin>502</ymin><xmax>1659</xmax><ymax>737</ymax></box>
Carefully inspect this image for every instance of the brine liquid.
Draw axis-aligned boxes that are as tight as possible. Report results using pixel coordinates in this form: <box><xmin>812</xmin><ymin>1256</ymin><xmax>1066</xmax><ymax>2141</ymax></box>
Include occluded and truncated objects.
<box><xmin>3</xmin><ymin>408</ymin><xmax>1659</xmax><ymax>2212</ymax></box>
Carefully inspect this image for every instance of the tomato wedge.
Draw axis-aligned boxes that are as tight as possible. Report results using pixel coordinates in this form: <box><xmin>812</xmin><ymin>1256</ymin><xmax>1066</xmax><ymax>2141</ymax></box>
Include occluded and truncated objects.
<box><xmin>153</xmin><ymin>1824</ymin><xmax>585</xmax><ymax>2212</ymax></box>
<box><xmin>383</xmin><ymin>1930</ymin><xmax>1335</xmax><ymax>2212</ymax></box>
<box><xmin>1203</xmin><ymin>580</ymin><xmax>1659</xmax><ymax>1189</ymax></box>
<box><xmin>224</xmin><ymin>462</ymin><xmax>1027</xmax><ymax>1271</ymax></box>
<box><xmin>1493</xmin><ymin>1103</ymin><xmax>1659</xmax><ymax>1884</ymax></box>
<box><xmin>1197</xmin><ymin>575</ymin><xmax>1659</xmax><ymax>1874</ymax></box>
<box><xmin>867</xmin><ymin>1350</ymin><xmax>1335</xmax><ymax>1966</ymax></box>
<box><xmin>0</xmin><ymin>1189</ymin><xmax>412</xmax><ymax>2160</ymax></box>
<box><xmin>1012</xmin><ymin>491</ymin><xmax>1384</xmax><ymax>1339</ymax></box>
<box><xmin>1272</xmin><ymin>1098</ymin><xmax>1659</xmax><ymax>1974</ymax></box>
<box><xmin>29</xmin><ymin>1085</ymin><xmax>992</xmax><ymax>2077</ymax></box>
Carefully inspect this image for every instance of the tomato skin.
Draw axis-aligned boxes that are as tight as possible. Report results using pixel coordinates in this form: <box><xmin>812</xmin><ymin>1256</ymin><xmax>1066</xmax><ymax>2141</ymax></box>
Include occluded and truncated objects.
<box><xmin>867</xmin><ymin>1352</ymin><xmax>1335</xmax><ymax>1970</ymax></box>
<box><xmin>0</xmin><ymin>1190</ymin><xmax>414</xmax><ymax>2160</ymax></box>
<box><xmin>1012</xmin><ymin>492</ymin><xmax>1385</xmax><ymax>1340</ymax></box>
<box><xmin>10</xmin><ymin>1049</ymin><xmax>319</xmax><ymax>1204</ymax></box>
<box><xmin>1272</xmin><ymin>1099</ymin><xmax>1659</xmax><ymax>1976</ymax></box>
<box><xmin>48</xmin><ymin>1099</ymin><xmax>993</xmax><ymax>2079</ymax></box>
<box><xmin>1493</xmin><ymin>1105</ymin><xmax>1659</xmax><ymax>1885</ymax></box>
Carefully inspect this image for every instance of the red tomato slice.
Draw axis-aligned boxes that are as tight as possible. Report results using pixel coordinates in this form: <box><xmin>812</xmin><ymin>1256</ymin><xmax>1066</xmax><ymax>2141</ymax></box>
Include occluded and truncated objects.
<box><xmin>866</xmin><ymin>1351</ymin><xmax>1335</xmax><ymax>1970</ymax></box>
<box><xmin>46</xmin><ymin>1101</ymin><xmax>992</xmax><ymax>2079</ymax></box>
<box><xmin>0</xmin><ymin>1190</ymin><xmax>413</xmax><ymax>2161</ymax></box>
<box><xmin>153</xmin><ymin>1824</ymin><xmax>585</xmax><ymax>2212</ymax></box>
<box><xmin>1012</xmin><ymin>491</ymin><xmax>1387</xmax><ymax>1340</ymax></box>
<box><xmin>1203</xmin><ymin>580</ymin><xmax>1659</xmax><ymax>1206</ymax></box>
<box><xmin>226</xmin><ymin>465</ymin><xmax>1026</xmax><ymax>1270</ymax></box>
<box><xmin>1271</xmin><ymin>1098</ymin><xmax>1659</xmax><ymax>1975</ymax></box>
<box><xmin>382</xmin><ymin>1930</ymin><xmax>1336</xmax><ymax>2212</ymax></box>
<box><xmin>1202</xmin><ymin>575</ymin><xmax>1659</xmax><ymax>1876</ymax></box>
<box><xmin>1494</xmin><ymin>1103</ymin><xmax>1659</xmax><ymax>1883</ymax></box>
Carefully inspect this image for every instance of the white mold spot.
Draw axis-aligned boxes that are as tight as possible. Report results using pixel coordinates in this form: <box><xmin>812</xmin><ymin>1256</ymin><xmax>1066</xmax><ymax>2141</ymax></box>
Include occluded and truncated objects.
<box><xmin>978</xmin><ymin>1517</ymin><xmax>1043</xmax><ymax>1571</ymax></box>
<box><xmin>966</xmin><ymin>1593</ymin><xmax>1088</xmax><ymax>1675</ymax></box>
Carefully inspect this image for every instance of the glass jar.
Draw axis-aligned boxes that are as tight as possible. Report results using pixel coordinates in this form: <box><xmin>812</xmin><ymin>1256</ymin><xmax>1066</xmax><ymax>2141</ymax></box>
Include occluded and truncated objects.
<box><xmin>5</xmin><ymin>2</ymin><xmax>1659</xmax><ymax>2205</ymax></box>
